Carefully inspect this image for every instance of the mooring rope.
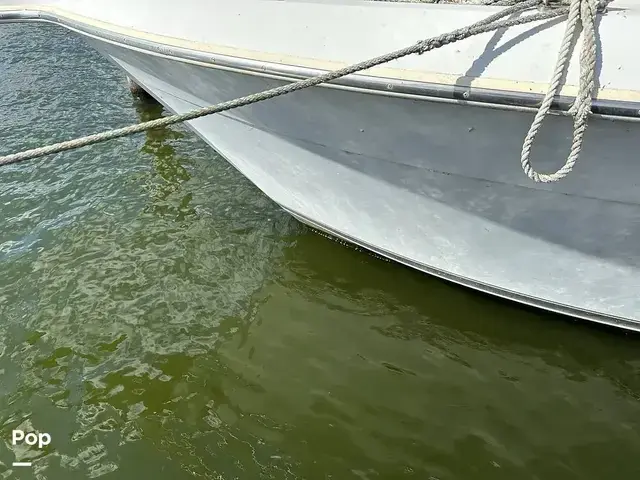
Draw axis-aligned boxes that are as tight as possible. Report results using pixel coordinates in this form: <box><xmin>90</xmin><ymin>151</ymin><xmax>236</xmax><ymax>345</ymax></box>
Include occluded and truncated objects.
<box><xmin>520</xmin><ymin>0</ymin><xmax>598</xmax><ymax>182</ymax></box>
<box><xmin>0</xmin><ymin>0</ymin><xmax>601</xmax><ymax>183</ymax></box>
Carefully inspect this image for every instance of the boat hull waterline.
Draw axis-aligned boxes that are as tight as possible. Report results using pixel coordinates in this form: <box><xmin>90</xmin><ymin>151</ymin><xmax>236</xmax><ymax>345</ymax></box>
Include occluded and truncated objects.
<box><xmin>1</xmin><ymin>3</ymin><xmax>639</xmax><ymax>332</ymax></box>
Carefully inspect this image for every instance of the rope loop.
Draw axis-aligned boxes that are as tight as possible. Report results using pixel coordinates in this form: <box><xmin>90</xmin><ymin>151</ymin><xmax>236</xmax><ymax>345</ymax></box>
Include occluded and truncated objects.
<box><xmin>519</xmin><ymin>0</ymin><xmax>598</xmax><ymax>182</ymax></box>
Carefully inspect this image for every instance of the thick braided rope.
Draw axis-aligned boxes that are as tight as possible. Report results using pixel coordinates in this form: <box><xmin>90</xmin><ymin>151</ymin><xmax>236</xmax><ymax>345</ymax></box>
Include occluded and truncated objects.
<box><xmin>520</xmin><ymin>0</ymin><xmax>598</xmax><ymax>182</ymax></box>
<box><xmin>0</xmin><ymin>0</ymin><xmax>568</xmax><ymax>168</ymax></box>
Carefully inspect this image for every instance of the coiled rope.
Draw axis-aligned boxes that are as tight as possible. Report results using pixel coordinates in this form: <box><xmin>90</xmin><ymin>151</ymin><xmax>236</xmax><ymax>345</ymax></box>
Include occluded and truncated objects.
<box><xmin>0</xmin><ymin>0</ymin><xmax>601</xmax><ymax>182</ymax></box>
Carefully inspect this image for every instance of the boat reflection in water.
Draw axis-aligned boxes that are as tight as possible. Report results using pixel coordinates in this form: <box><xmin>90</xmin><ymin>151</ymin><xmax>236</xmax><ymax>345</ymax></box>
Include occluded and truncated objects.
<box><xmin>133</xmin><ymin>97</ymin><xmax>196</xmax><ymax>222</ymax></box>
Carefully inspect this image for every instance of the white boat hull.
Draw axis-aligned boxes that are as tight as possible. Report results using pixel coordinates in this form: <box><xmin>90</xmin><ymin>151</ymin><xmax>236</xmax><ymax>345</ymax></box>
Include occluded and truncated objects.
<box><xmin>81</xmin><ymin>40</ymin><xmax>640</xmax><ymax>331</ymax></box>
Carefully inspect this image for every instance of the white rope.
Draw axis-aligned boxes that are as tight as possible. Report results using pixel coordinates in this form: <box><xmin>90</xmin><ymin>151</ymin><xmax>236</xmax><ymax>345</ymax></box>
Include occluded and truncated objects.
<box><xmin>520</xmin><ymin>0</ymin><xmax>599</xmax><ymax>182</ymax></box>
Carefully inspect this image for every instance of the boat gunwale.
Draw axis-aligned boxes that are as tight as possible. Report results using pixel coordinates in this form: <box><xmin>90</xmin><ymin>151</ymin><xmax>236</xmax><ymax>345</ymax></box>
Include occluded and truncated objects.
<box><xmin>1</xmin><ymin>7</ymin><xmax>640</xmax><ymax>121</ymax></box>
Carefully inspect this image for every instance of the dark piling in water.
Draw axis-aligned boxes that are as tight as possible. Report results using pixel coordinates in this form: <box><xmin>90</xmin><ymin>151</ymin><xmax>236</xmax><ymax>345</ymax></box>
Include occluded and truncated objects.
<box><xmin>126</xmin><ymin>76</ymin><xmax>157</xmax><ymax>103</ymax></box>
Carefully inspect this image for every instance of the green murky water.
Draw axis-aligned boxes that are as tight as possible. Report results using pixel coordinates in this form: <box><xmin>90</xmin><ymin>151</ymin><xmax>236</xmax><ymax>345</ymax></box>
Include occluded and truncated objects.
<box><xmin>1</xmin><ymin>23</ymin><xmax>639</xmax><ymax>480</ymax></box>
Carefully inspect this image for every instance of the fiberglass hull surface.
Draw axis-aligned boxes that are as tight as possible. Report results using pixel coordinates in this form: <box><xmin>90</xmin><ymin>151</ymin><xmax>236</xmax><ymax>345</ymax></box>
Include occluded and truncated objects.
<box><xmin>84</xmin><ymin>39</ymin><xmax>640</xmax><ymax>331</ymax></box>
